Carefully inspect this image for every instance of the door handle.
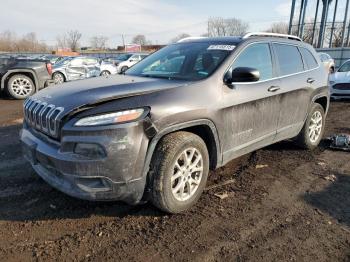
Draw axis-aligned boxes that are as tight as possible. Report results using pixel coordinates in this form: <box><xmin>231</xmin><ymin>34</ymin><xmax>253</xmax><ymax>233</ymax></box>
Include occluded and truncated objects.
<box><xmin>307</xmin><ymin>78</ymin><xmax>315</xmax><ymax>84</ymax></box>
<box><xmin>268</xmin><ymin>86</ymin><xmax>280</xmax><ymax>92</ymax></box>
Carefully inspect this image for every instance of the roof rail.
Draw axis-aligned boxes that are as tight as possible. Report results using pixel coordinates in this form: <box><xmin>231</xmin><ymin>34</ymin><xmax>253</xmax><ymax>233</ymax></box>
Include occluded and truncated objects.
<box><xmin>243</xmin><ymin>32</ymin><xmax>302</xmax><ymax>42</ymax></box>
<box><xmin>177</xmin><ymin>36</ymin><xmax>207</xmax><ymax>43</ymax></box>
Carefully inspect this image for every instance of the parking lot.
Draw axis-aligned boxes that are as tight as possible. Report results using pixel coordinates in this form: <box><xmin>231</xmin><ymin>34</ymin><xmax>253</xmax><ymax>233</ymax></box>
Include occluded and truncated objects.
<box><xmin>0</xmin><ymin>98</ymin><xmax>349</xmax><ymax>261</ymax></box>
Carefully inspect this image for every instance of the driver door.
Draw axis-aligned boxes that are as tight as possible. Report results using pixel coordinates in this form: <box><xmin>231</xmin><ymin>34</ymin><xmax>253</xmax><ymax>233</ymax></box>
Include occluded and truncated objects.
<box><xmin>221</xmin><ymin>42</ymin><xmax>281</xmax><ymax>163</ymax></box>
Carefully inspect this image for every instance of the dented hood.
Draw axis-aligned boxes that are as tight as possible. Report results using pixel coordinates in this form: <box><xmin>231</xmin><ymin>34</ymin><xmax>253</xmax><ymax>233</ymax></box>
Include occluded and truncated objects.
<box><xmin>32</xmin><ymin>74</ymin><xmax>189</xmax><ymax>112</ymax></box>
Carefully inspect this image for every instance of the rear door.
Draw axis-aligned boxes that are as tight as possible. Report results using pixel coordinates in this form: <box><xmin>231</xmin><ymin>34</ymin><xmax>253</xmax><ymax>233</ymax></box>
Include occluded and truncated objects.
<box><xmin>272</xmin><ymin>43</ymin><xmax>316</xmax><ymax>140</ymax></box>
<box><xmin>221</xmin><ymin>42</ymin><xmax>282</xmax><ymax>162</ymax></box>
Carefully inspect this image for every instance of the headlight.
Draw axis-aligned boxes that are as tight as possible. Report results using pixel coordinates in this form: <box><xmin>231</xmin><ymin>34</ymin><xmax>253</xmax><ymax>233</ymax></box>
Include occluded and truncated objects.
<box><xmin>74</xmin><ymin>109</ymin><xmax>144</xmax><ymax>126</ymax></box>
<box><xmin>329</xmin><ymin>81</ymin><xmax>335</xmax><ymax>85</ymax></box>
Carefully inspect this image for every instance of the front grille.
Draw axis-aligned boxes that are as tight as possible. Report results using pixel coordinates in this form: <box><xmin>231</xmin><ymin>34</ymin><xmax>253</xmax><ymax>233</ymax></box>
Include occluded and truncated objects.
<box><xmin>23</xmin><ymin>97</ymin><xmax>64</xmax><ymax>138</ymax></box>
<box><xmin>333</xmin><ymin>83</ymin><xmax>350</xmax><ymax>90</ymax></box>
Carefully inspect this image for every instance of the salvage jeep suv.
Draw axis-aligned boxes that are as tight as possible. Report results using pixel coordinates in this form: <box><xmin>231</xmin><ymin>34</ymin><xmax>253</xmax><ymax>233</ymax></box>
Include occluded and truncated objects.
<box><xmin>21</xmin><ymin>33</ymin><xmax>329</xmax><ymax>213</ymax></box>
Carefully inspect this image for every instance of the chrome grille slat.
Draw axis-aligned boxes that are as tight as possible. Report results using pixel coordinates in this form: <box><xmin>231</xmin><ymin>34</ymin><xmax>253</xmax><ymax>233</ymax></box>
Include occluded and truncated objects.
<box><xmin>23</xmin><ymin>98</ymin><xmax>64</xmax><ymax>139</ymax></box>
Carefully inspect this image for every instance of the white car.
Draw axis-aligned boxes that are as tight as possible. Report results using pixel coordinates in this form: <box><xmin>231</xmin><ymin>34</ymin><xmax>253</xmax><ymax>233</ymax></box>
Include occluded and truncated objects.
<box><xmin>116</xmin><ymin>53</ymin><xmax>148</xmax><ymax>73</ymax></box>
<box><xmin>100</xmin><ymin>61</ymin><xmax>118</xmax><ymax>76</ymax></box>
<box><xmin>329</xmin><ymin>60</ymin><xmax>350</xmax><ymax>99</ymax></box>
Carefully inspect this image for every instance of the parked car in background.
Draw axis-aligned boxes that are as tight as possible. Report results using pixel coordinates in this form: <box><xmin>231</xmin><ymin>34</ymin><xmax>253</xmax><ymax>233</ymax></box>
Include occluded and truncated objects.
<box><xmin>0</xmin><ymin>57</ymin><xmax>52</xmax><ymax>99</ymax></box>
<box><xmin>52</xmin><ymin>56</ymin><xmax>117</xmax><ymax>84</ymax></box>
<box><xmin>21</xmin><ymin>33</ymin><xmax>329</xmax><ymax>213</ymax></box>
<box><xmin>116</xmin><ymin>53</ymin><xmax>148</xmax><ymax>73</ymax></box>
<box><xmin>318</xmin><ymin>52</ymin><xmax>335</xmax><ymax>73</ymax></box>
<box><xmin>38</xmin><ymin>55</ymin><xmax>65</xmax><ymax>65</ymax></box>
<box><xmin>329</xmin><ymin>59</ymin><xmax>350</xmax><ymax>99</ymax></box>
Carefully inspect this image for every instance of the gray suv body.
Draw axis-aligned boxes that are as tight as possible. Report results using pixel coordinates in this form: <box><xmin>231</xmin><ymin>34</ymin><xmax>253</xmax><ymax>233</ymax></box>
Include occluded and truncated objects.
<box><xmin>21</xmin><ymin>34</ymin><xmax>329</xmax><ymax>213</ymax></box>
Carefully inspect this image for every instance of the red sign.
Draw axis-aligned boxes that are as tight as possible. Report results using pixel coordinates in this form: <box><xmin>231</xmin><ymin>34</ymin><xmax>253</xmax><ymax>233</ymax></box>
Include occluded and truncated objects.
<box><xmin>125</xmin><ymin>44</ymin><xmax>141</xmax><ymax>52</ymax></box>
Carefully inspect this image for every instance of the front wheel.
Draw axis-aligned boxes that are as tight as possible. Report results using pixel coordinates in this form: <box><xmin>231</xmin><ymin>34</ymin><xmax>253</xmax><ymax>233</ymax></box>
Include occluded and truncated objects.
<box><xmin>150</xmin><ymin>131</ymin><xmax>209</xmax><ymax>213</ymax></box>
<box><xmin>295</xmin><ymin>103</ymin><xmax>325</xmax><ymax>150</ymax></box>
<box><xmin>120</xmin><ymin>66</ymin><xmax>128</xmax><ymax>73</ymax></box>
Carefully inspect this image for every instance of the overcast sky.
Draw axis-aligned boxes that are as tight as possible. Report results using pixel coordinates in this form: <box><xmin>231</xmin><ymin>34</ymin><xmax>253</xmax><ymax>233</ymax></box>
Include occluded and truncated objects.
<box><xmin>0</xmin><ymin>0</ymin><xmax>293</xmax><ymax>47</ymax></box>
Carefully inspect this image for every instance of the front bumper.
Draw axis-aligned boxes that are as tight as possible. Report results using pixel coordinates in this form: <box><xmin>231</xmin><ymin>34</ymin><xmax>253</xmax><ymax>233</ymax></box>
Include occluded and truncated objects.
<box><xmin>330</xmin><ymin>85</ymin><xmax>350</xmax><ymax>99</ymax></box>
<box><xmin>20</xmin><ymin>120</ymin><xmax>150</xmax><ymax>204</ymax></box>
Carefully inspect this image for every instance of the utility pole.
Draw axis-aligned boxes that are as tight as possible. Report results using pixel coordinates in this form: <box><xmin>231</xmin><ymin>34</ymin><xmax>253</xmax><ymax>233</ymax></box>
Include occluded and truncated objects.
<box><xmin>341</xmin><ymin>0</ymin><xmax>350</xmax><ymax>47</ymax></box>
<box><xmin>288</xmin><ymin>0</ymin><xmax>297</xmax><ymax>34</ymax></box>
<box><xmin>317</xmin><ymin>0</ymin><xmax>332</xmax><ymax>48</ymax></box>
<box><xmin>329</xmin><ymin>0</ymin><xmax>338</xmax><ymax>48</ymax></box>
<box><xmin>311</xmin><ymin>0</ymin><xmax>321</xmax><ymax>46</ymax></box>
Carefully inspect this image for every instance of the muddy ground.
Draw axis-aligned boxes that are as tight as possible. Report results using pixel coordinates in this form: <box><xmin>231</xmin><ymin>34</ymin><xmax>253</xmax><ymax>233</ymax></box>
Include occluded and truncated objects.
<box><xmin>0</xmin><ymin>98</ymin><xmax>349</xmax><ymax>262</ymax></box>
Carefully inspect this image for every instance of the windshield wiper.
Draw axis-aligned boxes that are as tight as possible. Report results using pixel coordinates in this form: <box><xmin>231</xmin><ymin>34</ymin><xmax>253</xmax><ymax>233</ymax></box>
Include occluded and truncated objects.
<box><xmin>142</xmin><ymin>74</ymin><xmax>185</xmax><ymax>80</ymax></box>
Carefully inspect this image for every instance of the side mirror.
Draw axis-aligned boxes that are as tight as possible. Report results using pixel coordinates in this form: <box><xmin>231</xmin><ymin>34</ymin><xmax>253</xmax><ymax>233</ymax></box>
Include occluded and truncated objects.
<box><xmin>224</xmin><ymin>67</ymin><xmax>260</xmax><ymax>86</ymax></box>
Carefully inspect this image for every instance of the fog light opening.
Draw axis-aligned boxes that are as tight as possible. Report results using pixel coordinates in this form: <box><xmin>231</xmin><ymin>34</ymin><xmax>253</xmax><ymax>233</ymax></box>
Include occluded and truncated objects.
<box><xmin>74</xmin><ymin>143</ymin><xmax>106</xmax><ymax>158</ymax></box>
<box><xmin>76</xmin><ymin>177</ymin><xmax>112</xmax><ymax>192</ymax></box>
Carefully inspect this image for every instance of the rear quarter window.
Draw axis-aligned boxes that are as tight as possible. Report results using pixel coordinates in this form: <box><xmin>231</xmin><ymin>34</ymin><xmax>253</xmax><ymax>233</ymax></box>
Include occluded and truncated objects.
<box><xmin>273</xmin><ymin>43</ymin><xmax>304</xmax><ymax>76</ymax></box>
<box><xmin>300</xmin><ymin>48</ymin><xmax>318</xmax><ymax>70</ymax></box>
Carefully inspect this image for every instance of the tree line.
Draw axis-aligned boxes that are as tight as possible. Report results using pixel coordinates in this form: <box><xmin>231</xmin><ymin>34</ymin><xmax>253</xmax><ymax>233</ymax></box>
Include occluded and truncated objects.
<box><xmin>4</xmin><ymin>17</ymin><xmax>342</xmax><ymax>52</ymax></box>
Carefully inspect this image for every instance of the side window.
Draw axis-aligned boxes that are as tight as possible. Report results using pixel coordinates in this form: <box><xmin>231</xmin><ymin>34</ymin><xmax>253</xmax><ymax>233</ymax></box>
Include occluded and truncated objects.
<box><xmin>70</xmin><ymin>58</ymin><xmax>84</xmax><ymax>66</ymax></box>
<box><xmin>231</xmin><ymin>43</ymin><xmax>273</xmax><ymax>81</ymax></box>
<box><xmin>274</xmin><ymin>43</ymin><xmax>304</xmax><ymax>76</ymax></box>
<box><xmin>85</xmin><ymin>58</ymin><xmax>98</xmax><ymax>65</ymax></box>
<box><xmin>300</xmin><ymin>48</ymin><xmax>318</xmax><ymax>70</ymax></box>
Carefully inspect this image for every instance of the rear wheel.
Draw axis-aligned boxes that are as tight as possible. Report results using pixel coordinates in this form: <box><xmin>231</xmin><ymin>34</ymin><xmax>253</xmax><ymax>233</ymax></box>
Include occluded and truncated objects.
<box><xmin>295</xmin><ymin>103</ymin><xmax>325</xmax><ymax>150</ymax></box>
<box><xmin>150</xmin><ymin>131</ymin><xmax>209</xmax><ymax>213</ymax></box>
<box><xmin>100</xmin><ymin>70</ymin><xmax>111</xmax><ymax>76</ymax></box>
<box><xmin>53</xmin><ymin>72</ymin><xmax>65</xmax><ymax>84</ymax></box>
<box><xmin>6</xmin><ymin>74</ymin><xmax>35</xmax><ymax>99</ymax></box>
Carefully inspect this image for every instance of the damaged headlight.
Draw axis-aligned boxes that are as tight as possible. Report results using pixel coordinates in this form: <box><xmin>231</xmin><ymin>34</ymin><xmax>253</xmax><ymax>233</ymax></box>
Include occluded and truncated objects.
<box><xmin>74</xmin><ymin>109</ymin><xmax>144</xmax><ymax>126</ymax></box>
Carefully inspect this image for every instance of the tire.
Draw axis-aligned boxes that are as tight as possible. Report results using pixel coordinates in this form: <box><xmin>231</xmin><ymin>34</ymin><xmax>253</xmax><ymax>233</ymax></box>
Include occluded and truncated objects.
<box><xmin>295</xmin><ymin>103</ymin><xmax>325</xmax><ymax>150</ymax></box>
<box><xmin>53</xmin><ymin>72</ymin><xmax>65</xmax><ymax>84</ymax></box>
<box><xmin>100</xmin><ymin>70</ymin><xmax>111</xmax><ymax>76</ymax></box>
<box><xmin>6</xmin><ymin>74</ymin><xmax>35</xmax><ymax>99</ymax></box>
<box><xmin>120</xmin><ymin>66</ymin><xmax>128</xmax><ymax>73</ymax></box>
<box><xmin>150</xmin><ymin>131</ymin><xmax>209</xmax><ymax>214</ymax></box>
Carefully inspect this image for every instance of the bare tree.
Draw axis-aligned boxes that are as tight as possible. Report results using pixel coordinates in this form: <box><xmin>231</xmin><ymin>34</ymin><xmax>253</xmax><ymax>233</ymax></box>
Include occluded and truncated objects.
<box><xmin>56</xmin><ymin>34</ymin><xmax>67</xmax><ymax>49</ymax></box>
<box><xmin>0</xmin><ymin>31</ymin><xmax>47</xmax><ymax>52</ymax></box>
<box><xmin>208</xmin><ymin>17</ymin><xmax>249</xmax><ymax>37</ymax></box>
<box><xmin>90</xmin><ymin>36</ymin><xmax>108</xmax><ymax>50</ymax></box>
<box><xmin>132</xmin><ymin>34</ymin><xmax>151</xmax><ymax>45</ymax></box>
<box><xmin>66</xmin><ymin>30</ymin><xmax>82</xmax><ymax>51</ymax></box>
<box><xmin>266</xmin><ymin>22</ymin><xmax>289</xmax><ymax>34</ymax></box>
<box><xmin>170</xmin><ymin>33</ymin><xmax>191</xmax><ymax>43</ymax></box>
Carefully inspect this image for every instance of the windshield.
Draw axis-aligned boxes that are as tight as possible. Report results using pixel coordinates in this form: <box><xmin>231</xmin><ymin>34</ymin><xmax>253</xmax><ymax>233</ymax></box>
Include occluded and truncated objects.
<box><xmin>125</xmin><ymin>42</ymin><xmax>234</xmax><ymax>81</ymax></box>
<box><xmin>338</xmin><ymin>61</ymin><xmax>350</xmax><ymax>72</ymax></box>
<box><xmin>54</xmin><ymin>57</ymin><xmax>73</xmax><ymax>67</ymax></box>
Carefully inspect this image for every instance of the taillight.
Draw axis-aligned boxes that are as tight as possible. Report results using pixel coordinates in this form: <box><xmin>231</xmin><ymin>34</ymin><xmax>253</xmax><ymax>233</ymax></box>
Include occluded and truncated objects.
<box><xmin>46</xmin><ymin>63</ymin><xmax>52</xmax><ymax>75</ymax></box>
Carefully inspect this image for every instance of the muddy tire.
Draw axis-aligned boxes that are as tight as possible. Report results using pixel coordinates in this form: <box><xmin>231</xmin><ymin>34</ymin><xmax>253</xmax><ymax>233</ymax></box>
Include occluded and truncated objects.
<box><xmin>150</xmin><ymin>131</ymin><xmax>209</xmax><ymax>214</ymax></box>
<box><xmin>295</xmin><ymin>103</ymin><xmax>325</xmax><ymax>150</ymax></box>
<box><xmin>6</xmin><ymin>74</ymin><xmax>35</xmax><ymax>99</ymax></box>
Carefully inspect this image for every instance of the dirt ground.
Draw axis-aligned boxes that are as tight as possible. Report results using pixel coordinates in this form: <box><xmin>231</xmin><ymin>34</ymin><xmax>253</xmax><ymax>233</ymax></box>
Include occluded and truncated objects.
<box><xmin>0</xmin><ymin>98</ymin><xmax>349</xmax><ymax>262</ymax></box>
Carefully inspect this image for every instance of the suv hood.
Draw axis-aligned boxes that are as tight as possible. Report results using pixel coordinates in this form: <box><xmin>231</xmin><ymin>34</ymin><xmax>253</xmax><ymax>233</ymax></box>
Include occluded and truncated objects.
<box><xmin>32</xmin><ymin>74</ymin><xmax>190</xmax><ymax>112</ymax></box>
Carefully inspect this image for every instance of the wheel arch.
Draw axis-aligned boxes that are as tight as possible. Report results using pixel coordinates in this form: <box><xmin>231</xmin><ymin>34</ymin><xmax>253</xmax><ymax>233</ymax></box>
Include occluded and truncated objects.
<box><xmin>1</xmin><ymin>70</ymin><xmax>38</xmax><ymax>92</ymax></box>
<box><xmin>53</xmin><ymin>71</ymin><xmax>67</xmax><ymax>82</ymax></box>
<box><xmin>143</xmin><ymin>119</ymin><xmax>222</xmax><ymax>180</ymax></box>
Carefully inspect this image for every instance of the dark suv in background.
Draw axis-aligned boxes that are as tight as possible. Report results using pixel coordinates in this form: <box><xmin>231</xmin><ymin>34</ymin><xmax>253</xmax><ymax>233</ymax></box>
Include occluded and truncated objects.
<box><xmin>0</xmin><ymin>56</ymin><xmax>52</xmax><ymax>99</ymax></box>
<box><xmin>21</xmin><ymin>33</ymin><xmax>329</xmax><ymax>213</ymax></box>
